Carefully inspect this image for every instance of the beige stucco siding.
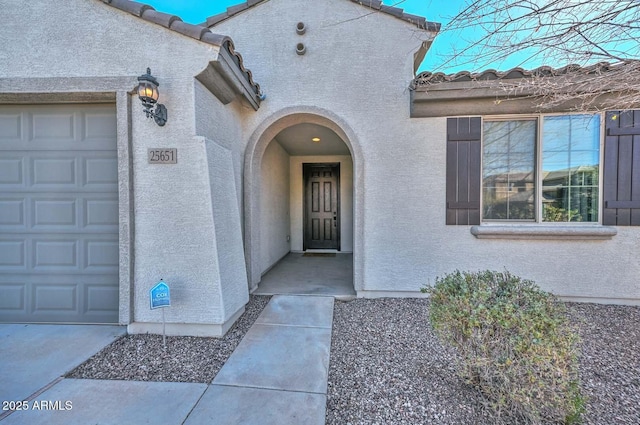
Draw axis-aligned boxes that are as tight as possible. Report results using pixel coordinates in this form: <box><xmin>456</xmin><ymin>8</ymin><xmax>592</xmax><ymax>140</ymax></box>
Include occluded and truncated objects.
<box><xmin>260</xmin><ymin>140</ymin><xmax>292</xmax><ymax>273</ymax></box>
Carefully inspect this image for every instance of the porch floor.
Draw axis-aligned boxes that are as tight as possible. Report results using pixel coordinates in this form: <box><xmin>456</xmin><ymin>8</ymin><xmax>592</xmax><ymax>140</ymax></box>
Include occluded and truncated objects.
<box><xmin>253</xmin><ymin>252</ymin><xmax>355</xmax><ymax>300</ymax></box>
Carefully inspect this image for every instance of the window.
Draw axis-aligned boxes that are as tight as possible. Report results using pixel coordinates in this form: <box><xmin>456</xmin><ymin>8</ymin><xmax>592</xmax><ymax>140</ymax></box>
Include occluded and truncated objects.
<box><xmin>482</xmin><ymin>114</ymin><xmax>601</xmax><ymax>223</ymax></box>
<box><xmin>483</xmin><ymin>120</ymin><xmax>536</xmax><ymax>220</ymax></box>
<box><xmin>445</xmin><ymin>112</ymin><xmax>639</xmax><ymax>228</ymax></box>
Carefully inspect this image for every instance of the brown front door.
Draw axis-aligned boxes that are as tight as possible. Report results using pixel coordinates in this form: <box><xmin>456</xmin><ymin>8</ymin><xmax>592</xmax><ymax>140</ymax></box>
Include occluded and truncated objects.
<box><xmin>304</xmin><ymin>163</ymin><xmax>340</xmax><ymax>250</ymax></box>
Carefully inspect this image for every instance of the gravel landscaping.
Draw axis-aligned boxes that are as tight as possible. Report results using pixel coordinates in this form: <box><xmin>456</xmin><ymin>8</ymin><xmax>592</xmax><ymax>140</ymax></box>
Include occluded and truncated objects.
<box><xmin>68</xmin><ymin>294</ymin><xmax>639</xmax><ymax>424</ymax></box>
<box><xmin>326</xmin><ymin>298</ymin><xmax>640</xmax><ymax>425</ymax></box>
<box><xmin>67</xmin><ymin>295</ymin><xmax>271</xmax><ymax>383</ymax></box>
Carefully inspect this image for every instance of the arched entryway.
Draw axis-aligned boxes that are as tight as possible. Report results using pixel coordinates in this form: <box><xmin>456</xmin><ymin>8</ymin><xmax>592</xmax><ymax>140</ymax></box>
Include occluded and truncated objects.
<box><xmin>243</xmin><ymin>107</ymin><xmax>364</xmax><ymax>295</ymax></box>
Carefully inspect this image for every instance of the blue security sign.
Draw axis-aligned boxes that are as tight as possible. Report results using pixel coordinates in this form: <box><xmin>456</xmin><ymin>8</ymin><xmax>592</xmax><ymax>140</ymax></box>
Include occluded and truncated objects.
<box><xmin>150</xmin><ymin>280</ymin><xmax>170</xmax><ymax>309</ymax></box>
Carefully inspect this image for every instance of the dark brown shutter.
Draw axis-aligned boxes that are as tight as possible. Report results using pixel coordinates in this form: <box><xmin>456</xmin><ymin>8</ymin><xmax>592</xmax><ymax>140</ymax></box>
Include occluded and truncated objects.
<box><xmin>446</xmin><ymin>117</ymin><xmax>482</xmax><ymax>225</ymax></box>
<box><xmin>603</xmin><ymin>110</ymin><xmax>640</xmax><ymax>226</ymax></box>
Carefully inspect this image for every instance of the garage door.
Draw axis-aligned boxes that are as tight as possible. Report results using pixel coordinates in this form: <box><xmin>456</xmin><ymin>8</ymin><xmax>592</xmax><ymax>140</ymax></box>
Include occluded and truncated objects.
<box><xmin>0</xmin><ymin>104</ymin><xmax>119</xmax><ymax>323</ymax></box>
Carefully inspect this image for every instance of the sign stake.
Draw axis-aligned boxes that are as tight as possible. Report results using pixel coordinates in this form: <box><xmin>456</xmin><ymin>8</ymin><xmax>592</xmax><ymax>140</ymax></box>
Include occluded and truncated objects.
<box><xmin>162</xmin><ymin>307</ymin><xmax>166</xmax><ymax>349</ymax></box>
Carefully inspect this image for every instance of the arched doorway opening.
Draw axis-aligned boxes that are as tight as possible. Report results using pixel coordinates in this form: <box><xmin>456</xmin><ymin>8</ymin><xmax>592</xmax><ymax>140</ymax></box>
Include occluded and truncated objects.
<box><xmin>243</xmin><ymin>107</ymin><xmax>363</xmax><ymax>296</ymax></box>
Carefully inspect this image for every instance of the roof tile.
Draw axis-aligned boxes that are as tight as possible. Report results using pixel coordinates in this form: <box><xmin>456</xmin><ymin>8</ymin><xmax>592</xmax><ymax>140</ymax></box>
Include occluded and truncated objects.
<box><xmin>102</xmin><ymin>0</ymin><xmax>151</xmax><ymax>17</ymax></box>
<box><xmin>169</xmin><ymin>20</ymin><xmax>210</xmax><ymax>40</ymax></box>
<box><xmin>227</xmin><ymin>3</ymin><xmax>249</xmax><ymax>15</ymax></box>
<box><xmin>357</xmin><ymin>0</ymin><xmax>382</xmax><ymax>9</ymax></box>
<box><xmin>141</xmin><ymin>9</ymin><xmax>181</xmax><ymax>28</ymax></box>
<box><xmin>381</xmin><ymin>6</ymin><xmax>403</xmax><ymax>18</ymax></box>
<box><xmin>201</xmin><ymin>32</ymin><xmax>232</xmax><ymax>46</ymax></box>
<box><xmin>205</xmin><ymin>13</ymin><xmax>228</xmax><ymax>27</ymax></box>
<box><xmin>412</xmin><ymin>62</ymin><xmax>634</xmax><ymax>87</ymax></box>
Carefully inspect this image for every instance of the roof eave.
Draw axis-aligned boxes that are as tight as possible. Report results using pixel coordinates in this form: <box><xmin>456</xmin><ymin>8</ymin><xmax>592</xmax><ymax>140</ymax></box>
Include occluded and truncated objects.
<box><xmin>410</xmin><ymin>81</ymin><xmax>639</xmax><ymax>117</ymax></box>
<box><xmin>196</xmin><ymin>43</ymin><xmax>261</xmax><ymax>110</ymax></box>
<box><xmin>413</xmin><ymin>39</ymin><xmax>435</xmax><ymax>75</ymax></box>
<box><xmin>410</xmin><ymin>61</ymin><xmax>640</xmax><ymax>117</ymax></box>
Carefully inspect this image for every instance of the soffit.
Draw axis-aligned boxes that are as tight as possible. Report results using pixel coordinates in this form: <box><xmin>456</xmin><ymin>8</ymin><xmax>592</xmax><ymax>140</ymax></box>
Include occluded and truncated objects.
<box><xmin>275</xmin><ymin>123</ymin><xmax>351</xmax><ymax>156</ymax></box>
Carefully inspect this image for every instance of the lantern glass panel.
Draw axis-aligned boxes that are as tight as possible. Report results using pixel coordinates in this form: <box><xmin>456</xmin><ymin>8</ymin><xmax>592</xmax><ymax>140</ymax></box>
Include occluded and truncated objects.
<box><xmin>138</xmin><ymin>82</ymin><xmax>159</xmax><ymax>104</ymax></box>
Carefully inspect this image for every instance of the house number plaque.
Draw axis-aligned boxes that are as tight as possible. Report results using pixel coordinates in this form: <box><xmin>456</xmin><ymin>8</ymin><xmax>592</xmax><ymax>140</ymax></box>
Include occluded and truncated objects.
<box><xmin>148</xmin><ymin>148</ymin><xmax>177</xmax><ymax>164</ymax></box>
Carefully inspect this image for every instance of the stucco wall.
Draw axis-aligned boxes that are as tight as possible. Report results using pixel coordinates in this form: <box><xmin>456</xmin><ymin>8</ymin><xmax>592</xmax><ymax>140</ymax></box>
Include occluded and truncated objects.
<box><xmin>195</xmin><ymin>80</ymin><xmax>248</xmax><ymax>213</ymax></box>
<box><xmin>1</xmin><ymin>0</ymin><xmax>254</xmax><ymax>332</ymax></box>
<box><xmin>215</xmin><ymin>0</ymin><xmax>638</xmax><ymax>303</ymax></box>
<box><xmin>290</xmin><ymin>155</ymin><xmax>354</xmax><ymax>252</ymax></box>
<box><xmin>260</xmin><ymin>140</ymin><xmax>292</xmax><ymax>273</ymax></box>
<box><xmin>194</xmin><ymin>81</ymin><xmax>251</xmax><ymax>323</ymax></box>
<box><xmin>205</xmin><ymin>139</ymin><xmax>250</xmax><ymax>320</ymax></box>
<box><xmin>394</xmin><ymin>117</ymin><xmax>640</xmax><ymax>303</ymax></box>
<box><xmin>212</xmin><ymin>0</ymin><xmax>431</xmax><ymax>148</ymax></box>
<box><xmin>216</xmin><ymin>0</ymin><xmax>434</xmax><ymax>292</ymax></box>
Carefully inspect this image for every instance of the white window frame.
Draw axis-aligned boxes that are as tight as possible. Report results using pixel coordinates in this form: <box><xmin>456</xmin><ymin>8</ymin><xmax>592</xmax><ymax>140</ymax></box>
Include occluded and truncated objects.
<box><xmin>481</xmin><ymin>112</ymin><xmax>605</xmax><ymax>225</ymax></box>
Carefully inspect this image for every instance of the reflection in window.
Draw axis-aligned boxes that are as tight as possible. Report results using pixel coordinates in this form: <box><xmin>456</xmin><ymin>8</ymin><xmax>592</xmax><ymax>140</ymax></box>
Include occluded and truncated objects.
<box><xmin>482</xmin><ymin>120</ymin><xmax>536</xmax><ymax>220</ymax></box>
<box><xmin>542</xmin><ymin>115</ymin><xmax>600</xmax><ymax>222</ymax></box>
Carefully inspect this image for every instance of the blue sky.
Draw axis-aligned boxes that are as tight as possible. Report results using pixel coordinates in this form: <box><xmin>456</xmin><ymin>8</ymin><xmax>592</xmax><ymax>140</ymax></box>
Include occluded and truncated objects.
<box><xmin>141</xmin><ymin>0</ymin><xmax>538</xmax><ymax>74</ymax></box>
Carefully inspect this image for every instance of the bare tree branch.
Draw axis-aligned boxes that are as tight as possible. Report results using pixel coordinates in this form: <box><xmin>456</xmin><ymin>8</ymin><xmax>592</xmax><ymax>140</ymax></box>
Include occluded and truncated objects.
<box><xmin>431</xmin><ymin>0</ymin><xmax>640</xmax><ymax>110</ymax></box>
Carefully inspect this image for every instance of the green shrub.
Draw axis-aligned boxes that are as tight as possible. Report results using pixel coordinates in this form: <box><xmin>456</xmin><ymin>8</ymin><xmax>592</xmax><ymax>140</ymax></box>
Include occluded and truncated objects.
<box><xmin>422</xmin><ymin>270</ymin><xmax>584</xmax><ymax>424</ymax></box>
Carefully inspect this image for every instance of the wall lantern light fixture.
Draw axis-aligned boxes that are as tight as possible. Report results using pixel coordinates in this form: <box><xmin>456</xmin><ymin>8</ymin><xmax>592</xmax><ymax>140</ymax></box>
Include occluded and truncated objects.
<box><xmin>137</xmin><ymin>68</ymin><xmax>167</xmax><ymax>126</ymax></box>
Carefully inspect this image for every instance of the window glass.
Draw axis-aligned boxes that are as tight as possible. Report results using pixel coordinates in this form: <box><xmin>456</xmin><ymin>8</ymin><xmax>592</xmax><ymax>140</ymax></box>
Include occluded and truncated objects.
<box><xmin>542</xmin><ymin>115</ymin><xmax>600</xmax><ymax>222</ymax></box>
<box><xmin>481</xmin><ymin>114</ymin><xmax>600</xmax><ymax>223</ymax></box>
<box><xmin>483</xmin><ymin>120</ymin><xmax>536</xmax><ymax>220</ymax></box>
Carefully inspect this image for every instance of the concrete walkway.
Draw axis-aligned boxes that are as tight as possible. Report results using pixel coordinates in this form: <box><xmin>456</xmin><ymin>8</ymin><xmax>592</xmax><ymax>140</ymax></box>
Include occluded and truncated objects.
<box><xmin>1</xmin><ymin>295</ymin><xmax>334</xmax><ymax>425</ymax></box>
<box><xmin>254</xmin><ymin>252</ymin><xmax>355</xmax><ymax>300</ymax></box>
<box><xmin>185</xmin><ymin>295</ymin><xmax>333</xmax><ymax>424</ymax></box>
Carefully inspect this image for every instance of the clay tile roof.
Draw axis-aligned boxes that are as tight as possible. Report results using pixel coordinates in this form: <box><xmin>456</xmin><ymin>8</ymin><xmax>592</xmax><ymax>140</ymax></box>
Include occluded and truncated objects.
<box><xmin>412</xmin><ymin>61</ymin><xmax>634</xmax><ymax>87</ymax></box>
<box><xmin>204</xmin><ymin>0</ymin><xmax>441</xmax><ymax>32</ymax></box>
<box><xmin>99</xmin><ymin>0</ymin><xmax>261</xmax><ymax>98</ymax></box>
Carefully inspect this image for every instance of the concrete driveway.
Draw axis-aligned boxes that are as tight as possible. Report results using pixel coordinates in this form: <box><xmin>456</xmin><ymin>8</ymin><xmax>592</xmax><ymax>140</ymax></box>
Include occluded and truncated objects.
<box><xmin>0</xmin><ymin>324</ymin><xmax>125</xmax><ymax>415</ymax></box>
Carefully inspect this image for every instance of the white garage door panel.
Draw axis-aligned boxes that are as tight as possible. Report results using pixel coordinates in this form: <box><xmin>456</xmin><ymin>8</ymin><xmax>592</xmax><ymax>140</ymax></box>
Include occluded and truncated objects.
<box><xmin>0</xmin><ymin>158</ymin><xmax>23</xmax><ymax>184</ymax></box>
<box><xmin>0</xmin><ymin>104</ymin><xmax>118</xmax><ymax>323</ymax></box>
<box><xmin>0</xmin><ymin>240</ymin><xmax>25</xmax><ymax>267</ymax></box>
<box><xmin>0</xmin><ymin>283</ymin><xmax>24</xmax><ymax>310</ymax></box>
<box><xmin>0</xmin><ymin>105</ymin><xmax>117</xmax><ymax>150</ymax></box>
<box><xmin>0</xmin><ymin>274</ymin><xmax>119</xmax><ymax>323</ymax></box>
<box><xmin>0</xmin><ymin>151</ymin><xmax>118</xmax><ymax>192</ymax></box>
<box><xmin>0</xmin><ymin>194</ymin><xmax>118</xmax><ymax>232</ymax></box>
